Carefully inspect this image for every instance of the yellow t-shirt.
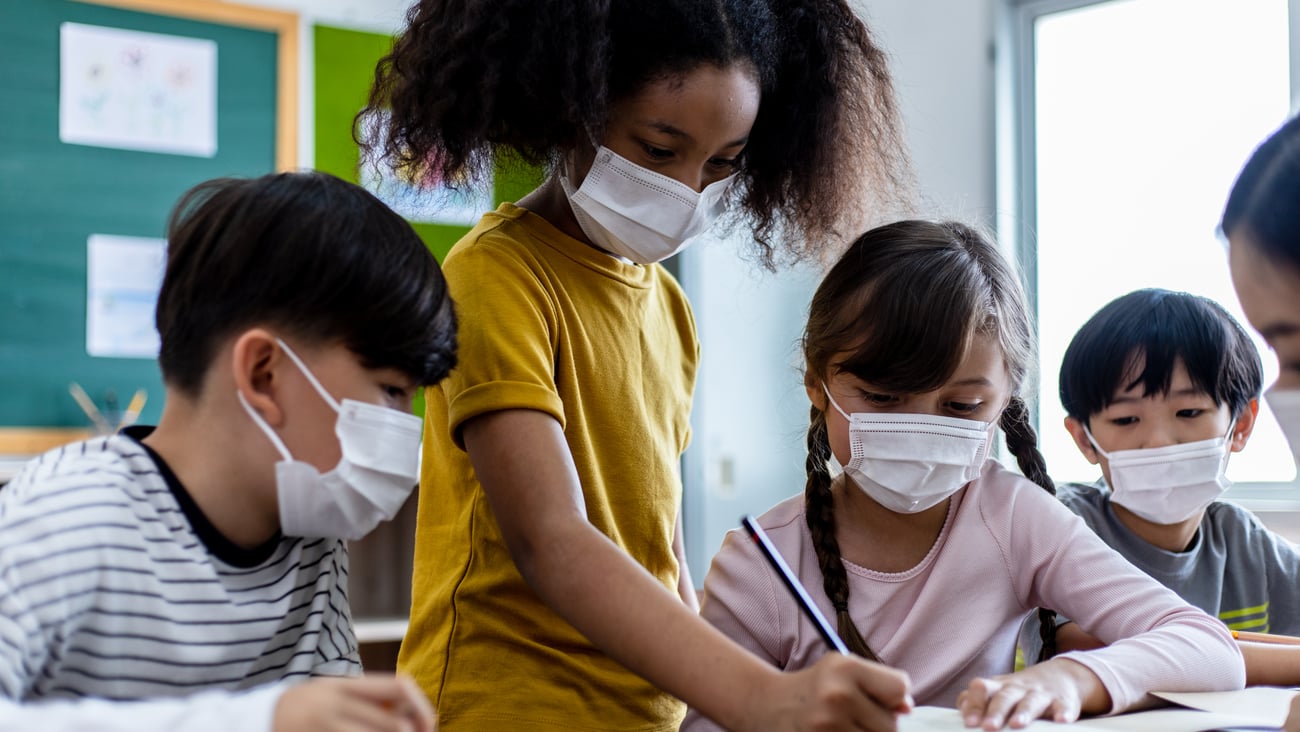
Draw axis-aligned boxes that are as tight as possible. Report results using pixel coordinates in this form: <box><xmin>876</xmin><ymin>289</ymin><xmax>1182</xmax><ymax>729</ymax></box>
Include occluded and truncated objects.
<box><xmin>398</xmin><ymin>203</ymin><xmax>698</xmax><ymax>731</ymax></box>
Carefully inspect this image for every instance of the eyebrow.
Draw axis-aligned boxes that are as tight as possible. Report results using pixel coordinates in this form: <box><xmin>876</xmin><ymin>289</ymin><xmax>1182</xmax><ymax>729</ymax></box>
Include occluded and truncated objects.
<box><xmin>640</xmin><ymin>120</ymin><xmax>749</xmax><ymax>149</ymax></box>
<box><xmin>949</xmin><ymin>377</ymin><xmax>993</xmax><ymax>387</ymax></box>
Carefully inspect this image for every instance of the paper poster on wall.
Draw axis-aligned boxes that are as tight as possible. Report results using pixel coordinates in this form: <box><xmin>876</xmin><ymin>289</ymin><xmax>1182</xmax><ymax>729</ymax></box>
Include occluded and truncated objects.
<box><xmin>60</xmin><ymin>22</ymin><xmax>217</xmax><ymax>157</ymax></box>
<box><xmin>86</xmin><ymin>234</ymin><xmax>166</xmax><ymax>358</ymax></box>
<box><xmin>358</xmin><ymin>110</ymin><xmax>493</xmax><ymax>225</ymax></box>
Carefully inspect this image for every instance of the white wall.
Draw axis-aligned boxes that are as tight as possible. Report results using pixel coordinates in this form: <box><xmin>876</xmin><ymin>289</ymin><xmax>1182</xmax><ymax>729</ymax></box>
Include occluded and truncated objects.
<box><xmin>224</xmin><ymin>0</ymin><xmax>411</xmax><ymax>33</ymax></box>
<box><xmin>681</xmin><ymin>0</ymin><xmax>999</xmax><ymax>579</ymax></box>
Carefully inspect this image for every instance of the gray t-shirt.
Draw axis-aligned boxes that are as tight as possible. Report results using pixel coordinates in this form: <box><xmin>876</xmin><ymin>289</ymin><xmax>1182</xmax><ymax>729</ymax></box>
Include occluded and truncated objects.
<box><xmin>1057</xmin><ymin>480</ymin><xmax>1300</xmax><ymax>634</ymax></box>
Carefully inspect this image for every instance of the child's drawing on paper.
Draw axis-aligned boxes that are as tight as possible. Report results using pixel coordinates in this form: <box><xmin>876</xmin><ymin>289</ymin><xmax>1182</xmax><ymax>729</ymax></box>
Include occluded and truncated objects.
<box><xmin>60</xmin><ymin>23</ymin><xmax>217</xmax><ymax>158</ymax></box>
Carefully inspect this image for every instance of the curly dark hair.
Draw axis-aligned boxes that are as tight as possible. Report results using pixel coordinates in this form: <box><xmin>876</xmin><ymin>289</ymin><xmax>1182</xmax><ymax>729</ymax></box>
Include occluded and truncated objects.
<box><xmin>361</xmin><ymin>0</ymin><xmax>913</xmax><ymax>267</ymax></box>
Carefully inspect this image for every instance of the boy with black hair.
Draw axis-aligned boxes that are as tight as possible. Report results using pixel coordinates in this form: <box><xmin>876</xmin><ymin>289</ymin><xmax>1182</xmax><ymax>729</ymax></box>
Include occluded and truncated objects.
<box><xmin>0</xmin><ymin>171</ymin><xmax>453</xmax><ymax>730</ymax></box>
<box><xmin>1050</xmin><ymin>288</ymin><xmax>1300</xmax><ymax>684</ymax></box>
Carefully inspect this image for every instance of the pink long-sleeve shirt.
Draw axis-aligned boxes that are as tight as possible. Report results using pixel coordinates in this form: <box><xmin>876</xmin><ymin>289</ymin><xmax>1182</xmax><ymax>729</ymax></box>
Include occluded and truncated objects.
<box><xmin>682</xmin><ymin>461</ymin><xmax>1244</xmax><ymax>730</ymax></box>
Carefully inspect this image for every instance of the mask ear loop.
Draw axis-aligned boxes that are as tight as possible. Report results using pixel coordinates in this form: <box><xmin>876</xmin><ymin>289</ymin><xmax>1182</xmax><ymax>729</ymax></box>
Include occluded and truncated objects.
<box><xmin>275</xmin><ymin>338</ymin><xmax>341</xmax><ymax>413</ymax></box>
<box><xmin>237</xmin><ymin>390</ymin><xmax>294</xmax><ymax>463</ymax></box>
<box><xmin>1219</xmin><ymin>418</ymin><xmax>1238</xmax><ymax>470</ymax></box>
<box><xmin>1081</xmin><ymin>424</ymin><xmax>1113</xmax><ymax>460</ymax></box>
<box><xmin>821</xmin><ymin>383</ymin><xmax>852</xmax><ymax>421</ymax></box>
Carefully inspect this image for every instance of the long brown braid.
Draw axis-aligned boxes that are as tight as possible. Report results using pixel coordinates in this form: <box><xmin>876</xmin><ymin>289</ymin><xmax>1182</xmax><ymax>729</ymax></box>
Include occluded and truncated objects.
<box><xmin>999</xmin><ymin>396</ymin><xmax>1059</xmax><ymax>661</ymax></box>
<box><xmin>804</xmin><ymin>405</ymin><xmax>880</xmax><ymax>661</ymax></box>
<box><xmin>800</xmin><ymin>220</ymin><xmax>1058</xmax><ymax>665</ymax></box>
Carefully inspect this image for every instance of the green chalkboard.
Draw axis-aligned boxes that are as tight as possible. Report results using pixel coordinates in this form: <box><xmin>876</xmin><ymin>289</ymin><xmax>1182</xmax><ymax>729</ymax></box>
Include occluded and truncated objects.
<box><xmin>0</xmin><ymin>0</ymin><xmax>278</xmax><ymax>427</ymax></box>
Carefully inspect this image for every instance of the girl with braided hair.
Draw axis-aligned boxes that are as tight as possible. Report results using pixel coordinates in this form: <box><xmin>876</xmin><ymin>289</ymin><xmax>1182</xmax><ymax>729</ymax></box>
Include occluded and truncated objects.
<box><xmin>686</xmin><ymin>220</ymin><xmax>1245</xmax><ymax>731</ymax></box>
<box><xmin>366</xmin><ymin>0</ymin><xmax>915</xmax><ymax>730</ymax></box>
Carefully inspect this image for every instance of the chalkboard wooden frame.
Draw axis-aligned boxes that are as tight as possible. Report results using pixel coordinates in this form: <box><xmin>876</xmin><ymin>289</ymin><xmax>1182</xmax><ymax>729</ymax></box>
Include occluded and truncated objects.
<box><xmin>0</xmin><ymin>0</ymin><xmax>299</xmax><ymax>452</ymax></box>
<box><xmin>76</xmin><ymin>0</ymin><xmax>299</xmax><ymax>173</ymax></box>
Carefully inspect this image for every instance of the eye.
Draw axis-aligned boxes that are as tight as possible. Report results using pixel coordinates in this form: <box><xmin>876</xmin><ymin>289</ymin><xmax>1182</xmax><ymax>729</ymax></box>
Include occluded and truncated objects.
<box><xmin>1109</xmin><ymin>416</ymin><xmax>1138</xmax><ymax>426</ymax></box>
<box><xmin>641</xmin><ymin>143</ymin><xmax>674</xmax><ymax>160</ymax></box>
<box><xmin>947</xmin><ymin>401</ymin><xmax>982</xmax><ymax>414</ymax></box>
<box><xmin>1176</xmin><ymin>408</ymin><xmax>1206</xmax><ymax>419</ymax></box>
<box><xmin>861</xmin><ymin>390</ymin><xmax>899</xmax><ymax>407</ymax></box>
<box><xmin>707</xmin><ymin>156</ymin><xmax>739</xmax><ymax>171</ymax></box>
<box><xmin>383</xmin><ymin>384</ymin><xmax>412</xmax><ymax>402</ymax></box>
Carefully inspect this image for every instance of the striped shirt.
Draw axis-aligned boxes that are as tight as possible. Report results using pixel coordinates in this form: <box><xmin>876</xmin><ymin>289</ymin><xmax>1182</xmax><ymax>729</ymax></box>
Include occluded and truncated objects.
<box><xmin>0</xmin><ymin>427</ymin><xmax>359</xmax><ymax>727</ymax></box>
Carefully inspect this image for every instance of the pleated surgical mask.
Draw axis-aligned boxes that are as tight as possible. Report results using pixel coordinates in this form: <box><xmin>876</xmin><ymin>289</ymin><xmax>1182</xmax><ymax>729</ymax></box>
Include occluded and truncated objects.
<box><xmin>1085</xmin><ymin>424</ymin><xmax>1233</xmax><ymax>525</ymax></box>
<box><xmin>1266</xmin><ymin>388</ymin><xmax>1300</xmax><ymax>472</ymax></box>
<box><xmin>559</xmin><ymin>146</ymin><xmax>734</xmax><ymax>264</ymax></box>
<box><xmin>239</xmin><ymin>340</ymin><xmax>423</xmax><ymax>540</ymax></box>
<box><xmin>824</xmin><ymin>385</ymin><xmax>991</xmax><ymax>514</ymax></box>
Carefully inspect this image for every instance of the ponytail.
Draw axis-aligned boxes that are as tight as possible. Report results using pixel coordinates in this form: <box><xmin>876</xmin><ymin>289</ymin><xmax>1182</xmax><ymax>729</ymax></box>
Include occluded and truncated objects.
<box><xmin>804</xmin><ymin>405</ymin><xmax>880</xmax><ymax>661</ymax></box>
<box><xmin>999</xmin><ymin>396</ymin><xmax>1059</xmax><ymax>662</ymax></box>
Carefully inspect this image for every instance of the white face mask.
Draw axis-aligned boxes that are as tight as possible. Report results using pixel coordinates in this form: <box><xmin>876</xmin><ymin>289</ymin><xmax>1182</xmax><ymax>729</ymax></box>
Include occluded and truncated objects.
<box><xmin>1266</xmin><ymin>388</ymin><xmax>1300</xmax><ymax>469</ymax></box>
<box><xmin>823</xmin><ymin>386</ymin><xmax>991</xmax><ymax>514</ymax></box>
<box><xmin>238</xmin><ymin>339</ymin><xmax>423</xmax><ymax>541</ymax></box>
<box><xmin>1085</xmin><ymin>424</ymin><xmax>1234</xmax><ymax>525</ymax></box>
<box><xmin>559</xmin><ymin>145</ymin><xmax>734</xmax><ymax>264</ymax></box>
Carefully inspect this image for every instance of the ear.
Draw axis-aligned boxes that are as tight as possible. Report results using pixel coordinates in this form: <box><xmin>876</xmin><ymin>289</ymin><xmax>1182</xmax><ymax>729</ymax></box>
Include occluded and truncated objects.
<box><xmin>1230</xmin><ymin>398</ymin><xmax>1260</xmax><ymax>453</ymax></box>
<box><xmin>231</xmin><ymin>329</ymin><xmax>285</xmax><ymax>427</ymax></box>
<box><xmin>804</xmin><ymin>368</ymin><xmax>827</xmax><ymax>412</ymax></box>
<box><xmin>1064</xmin><ymin>416</ymin><xmax>1100</xmax><ymax>465</ymax></box>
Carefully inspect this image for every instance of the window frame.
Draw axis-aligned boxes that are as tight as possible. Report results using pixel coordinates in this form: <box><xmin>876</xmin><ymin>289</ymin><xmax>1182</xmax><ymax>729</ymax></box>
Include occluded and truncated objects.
<box><xmin>997</xmin><ymin>0</ymin><xmax>1300</xmax><ymax>507</ymax></box>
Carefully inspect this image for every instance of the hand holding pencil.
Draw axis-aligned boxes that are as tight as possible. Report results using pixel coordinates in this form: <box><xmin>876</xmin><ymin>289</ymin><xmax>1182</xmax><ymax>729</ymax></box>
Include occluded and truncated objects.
<box><xmin>739</xmin><ymin>516</ymin><xmax>914</xmax><ymax>731</ymax></box>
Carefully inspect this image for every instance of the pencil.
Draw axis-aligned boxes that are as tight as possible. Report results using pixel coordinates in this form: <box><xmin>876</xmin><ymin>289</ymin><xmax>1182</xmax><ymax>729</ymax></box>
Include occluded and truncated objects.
<box><xmin>741</xmin><ymin>515</ymin><xmax>850</xmax><ymax>655</ymax></box>
<box><xmin>1232</xmin><ymin>629</ymin><xmax>1300</xmax><ymax>646</ymax></box>
<box><xmin>120</xmin><ymin>389</ymin><xmax>147</xmax><ymax>428</ymax></box>
<box><xmin>69</xmin><ymin>382</ymin><xmax>112</xmax><ymax>435</ymax></box>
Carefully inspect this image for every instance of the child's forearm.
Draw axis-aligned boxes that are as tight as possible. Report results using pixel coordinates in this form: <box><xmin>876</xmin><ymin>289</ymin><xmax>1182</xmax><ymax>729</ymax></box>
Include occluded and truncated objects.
<box><xmin>1240</xmin><ymin>641</ymin><xmax>1300</xmax><ymax>686</ymax></box>
<box><xmin>527</xmin><ymin>511</ymin><xmax>779</xmax><ymax>726</ymax></box>
<box><xmin>1055</xmin><ymin>622</ymin><xmax>1106</xmax><ymax>654</ymax></box>
<box><xmin>464</xmin><ymin>409</ymin><xmax>776</xmax><ymax>728</ymax></box>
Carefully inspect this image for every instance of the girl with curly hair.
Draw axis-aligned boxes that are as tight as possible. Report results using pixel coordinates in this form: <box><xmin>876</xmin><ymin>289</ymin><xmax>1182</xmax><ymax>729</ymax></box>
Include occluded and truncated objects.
<box><xmin>363</xmin><ymin>1</ymin><xmax>914</xmax><ymax>729</ymax></box>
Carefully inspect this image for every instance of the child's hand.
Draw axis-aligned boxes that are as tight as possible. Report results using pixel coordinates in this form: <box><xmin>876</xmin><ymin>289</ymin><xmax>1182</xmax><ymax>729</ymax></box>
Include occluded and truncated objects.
<box><xmin>749</xmin><ymin>653</ymin><xmax>913</xmax><ymax>732</ymax></box>
<box><xmin>956</xmin><ymin>659</ymin><xmax>1108</xmax><ymax>730</ymax></box>
<box><xmin>272</xmin><ymin>674</ymin><xmax>435</xmax><ymax>732</ymax></box>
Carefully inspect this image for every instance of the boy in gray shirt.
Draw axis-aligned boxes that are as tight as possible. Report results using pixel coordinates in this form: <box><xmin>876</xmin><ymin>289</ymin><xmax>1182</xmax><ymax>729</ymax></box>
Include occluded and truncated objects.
<box><xmin>1048</xmin><ymin>288</ymin><xmax>1300</xmax><ymax>685</ymax></box>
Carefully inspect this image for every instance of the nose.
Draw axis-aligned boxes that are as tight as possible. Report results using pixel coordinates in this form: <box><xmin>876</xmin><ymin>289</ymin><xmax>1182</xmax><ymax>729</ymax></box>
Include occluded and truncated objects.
<box><xmin>666</xmin><ymin>166</ymin><xmax>706</xmax><ymax>193</ymax></box>
<box><xmin>1139</xmin><ymin>425</ymin><xmax>1177</xmax><ymax>450</ymax></box>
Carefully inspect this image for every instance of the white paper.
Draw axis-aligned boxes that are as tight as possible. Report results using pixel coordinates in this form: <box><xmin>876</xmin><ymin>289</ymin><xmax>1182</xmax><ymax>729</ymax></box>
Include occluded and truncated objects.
<box><xmin>1151</xmin><ymin>688</ymin><xmax>1296</xmax><ymax>728</ymax></box>
<box><xmin>86</xmin><ymin>234</ymin><xmax>166</xmax><ymax>358</ymax></box>
<box><xmin>60</xmin><ymin>23</ymin><xmax>217</xmax><ymax>157</ymax></box>
<box><xmin>898</xmin><ymin>707</ymin><xmax>1063</xmax><ymax>731</ymax></box>
<box><xmin>357</xmin><ymin>110</ymin><xmax>494</xmax><ymax>225</ymax></box>
<box><xmin>897</xmin><ymin>696</ymin><xmax>1290</xmax><ymax>732</ymax></box>
<box><xmin>1072</xmin><ymin>708</ymin><xmax>1280</xmax><ymax>732</ymax></box>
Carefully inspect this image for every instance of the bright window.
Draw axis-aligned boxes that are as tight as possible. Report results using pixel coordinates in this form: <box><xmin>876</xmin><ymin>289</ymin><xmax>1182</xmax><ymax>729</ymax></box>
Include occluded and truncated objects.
<box><xmin>1029</xmin><ymin>0</ymin><xmax>1294</xmax><ymax>484</ymax></box>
